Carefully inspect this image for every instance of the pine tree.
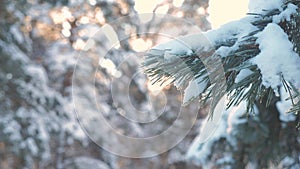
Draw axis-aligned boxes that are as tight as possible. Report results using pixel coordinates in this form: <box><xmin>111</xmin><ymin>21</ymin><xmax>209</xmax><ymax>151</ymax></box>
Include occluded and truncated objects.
<box><xmin>1</xmin><ymin>0</ymin><xmax>212</xmax><ymax>168</ymax></box>
<box><xmin>143</xmin><ymin>0</ymin><xmax>300</xmax><ymax>168</ymax></box>
<box><xmin>0</xmin><ymin>1</ymin><xmax>85</xmax><ymax>168</ymax></box>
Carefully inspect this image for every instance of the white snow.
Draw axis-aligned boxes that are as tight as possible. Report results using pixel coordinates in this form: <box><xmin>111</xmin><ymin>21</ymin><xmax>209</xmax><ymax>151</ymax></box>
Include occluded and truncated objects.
<box><xmin>26</xmin><ymin>137</ymin><xmax>38</xmax><ymax>156</ymax></box>
<box><xmin>187</xmin><ymin>100</ymin><xmax>252</xmax><ymax>165</ymax></box>
<box><xmin>252</xmin><ymin>23</ymin><xmax>300</xmax><ymax>89</ymax></box>
<box><xmin>248</xmin><ymin>0</ymin><xmax>283</xmax><ymax>13</ymax></box>
<box><xmin>0</xmin><ymin>40</ymin><xmax>29</xmax><ymax>62</ymax></box>
<box><xmin>63</xmin><ymin>121</ymin><xmax>87</xmax><ymax>141</ymax></box>
<box><xmin>279</xmin><ymin>156</ymin><xmax>295</xmax><ymax>168</ymax></box>
<box><xmin>235</xmin><ymin>69</ymin><xmax>253</xmax><ymax>83</ymax></box>
<box><xmin>152</xmin><ymin>33</ymin><xmax>214</xmax><ymax>62</ymax></box>
<box><xmin>150</xmin><ymin>18</ymin><xmax>258</xmax><ymax>63</ymax></box>
<box><xmin>26</xmin><ymin>65</ymin><xmax>49</xmax><ymax>85</ymax></box>
<box><xmin>206</xmin><ymin>18</ymin><xmax>257</xmax><ymax>44</ymax></box>
<box><xmin>276</xmin><ymin>87</ymin><xmax>296</xmax><ymax>122</ymax></box>
<box><xmin>227</xmin><ymin>101</ymin><xmax>248</xmax><ymax>133</ymax></box>
<box><xmin>186</xmin><ymin>112</ymin><xmax>227</xmax><ymax>165</ymax></box>
<box><xmin>273</xmin><ymin>4</ymin><xmax>298</xmax><ymax>23</ymax></box>
<box><xmin>152</xmin><ymin>37</ymin><xmax>193</xmax><ymax>60</ymax></box>
<box><xmin>10</xmin><ymin>25</ymin><xmax>24</xmax><ymax>43</ymax></box>
<box><xmin>206</xmin><ymin>19</ymin><xmax>258</xmax><ymax>58</ymax></box>
<box><xmin>47</xmin><ymin>42</ymin><xmax>77</xmax><ymax>73</ymax></box>
<box><xmin>215</xmin><ymin>46</ymin><xmax>232</xmax><ymax>58</ymax></box>
<box><xmin>216</xmin><ymin>156</ymin><xmax>234</xmax><ymax>165</ymax></box>
<box><xmin>63</xmin><ymin>156</ymin><xmax>110</xmax><ymax>169</ymax></box>
<box><xmin>186</xmin><ymin>97</ymin><xmax>227</xmax><ymax>164</ymax></box>
<box><xmin>183</xmin><ymin>77</ymin><xmax>206</xmax><ymax>105</ymax></box>
<box><xmin>3</xmin><ymin>119</ymin><xmax>22</xmax><ymax>141</ymax></box>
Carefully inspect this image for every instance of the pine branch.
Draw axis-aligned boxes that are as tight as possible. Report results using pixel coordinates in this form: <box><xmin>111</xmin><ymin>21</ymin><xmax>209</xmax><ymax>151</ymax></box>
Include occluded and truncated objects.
<box><xmin>143</xmin><ymin>2</ymin><xmax>300</xmax><ymax>120</ymax></box>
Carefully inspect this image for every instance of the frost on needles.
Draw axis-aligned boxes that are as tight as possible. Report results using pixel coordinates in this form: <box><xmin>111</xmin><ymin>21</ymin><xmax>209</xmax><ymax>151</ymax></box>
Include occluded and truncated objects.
<box><xmin>143</xmin><ymin>0</ymin><xmax>300</xmax><ymax>124</ymax></box>
<box><xmin>143</xmin><ymin>0</ymin><xmax>300</xmax><ymax>168</ymax></box>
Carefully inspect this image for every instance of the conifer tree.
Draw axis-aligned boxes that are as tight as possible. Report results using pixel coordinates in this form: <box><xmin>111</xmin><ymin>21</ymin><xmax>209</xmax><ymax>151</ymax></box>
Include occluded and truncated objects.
<box><xmin>144</xmin><ymin>0</ymin><xmax>300</xmax><ymax>168</ymax></box>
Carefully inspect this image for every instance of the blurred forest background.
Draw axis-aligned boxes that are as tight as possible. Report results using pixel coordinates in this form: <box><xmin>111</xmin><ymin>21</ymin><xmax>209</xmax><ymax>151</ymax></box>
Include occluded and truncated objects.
<box><xmin>0</xmin><ymin>0</ymin><xmax>211</xmax><ymax>168</ymax></box>
<box><xmin>1</xmin><ymin>0</ymin><xmax>300</xmax><ymax>169</ymax></box>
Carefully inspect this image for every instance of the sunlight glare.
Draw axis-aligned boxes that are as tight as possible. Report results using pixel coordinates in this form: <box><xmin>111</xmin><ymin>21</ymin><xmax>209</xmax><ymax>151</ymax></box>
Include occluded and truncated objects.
<box><xmin>147</xmin><ymin>79</ymin><xmax>173</xmax><ymax>95</ymax></box>
<box><xmin>209</xmin><ymin>0</ymin><xmax>249</xmax><ymax>29</ymax></box>
<box><xmin>134</xmin><ymin>0</ymin><xmax>158</xmax><ymax>13</ymax></box>
<box><xmin>130</xmin><ymin>38</ymin><xmax>152</xmax><ymax>52</ymax></box>
<box><xmin>173</xmin><ymin>0</ymin><xmax>184</xmax><ymax>7</ymax></box>
<box><xmin>99</xmin><ymin>58</ymin><xmax>122</xmax><ymax>78</ymax></box>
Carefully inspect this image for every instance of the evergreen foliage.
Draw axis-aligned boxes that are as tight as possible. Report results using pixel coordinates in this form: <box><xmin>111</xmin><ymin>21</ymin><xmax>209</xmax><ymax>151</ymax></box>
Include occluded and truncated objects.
<box><xmin>144</xmin><ymin>0</ymin><xmax>300</xmax><ymax>168</ymax></box>
<box><xmin>144</xmin><ymin>0</ymin><xmax>300</xmax><ymax>124</ymax></box>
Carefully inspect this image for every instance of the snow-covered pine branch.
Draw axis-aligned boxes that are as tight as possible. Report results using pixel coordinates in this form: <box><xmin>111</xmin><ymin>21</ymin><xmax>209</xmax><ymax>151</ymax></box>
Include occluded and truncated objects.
<box><xmin>143</xmin><ymin>0</ymin><xmax>300</xmax><ymax>121</ymax></box>
<box><xmin>143</xmin><ymin>1</ymin><xmax>300</xmax><ymax>167</ymax></box>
